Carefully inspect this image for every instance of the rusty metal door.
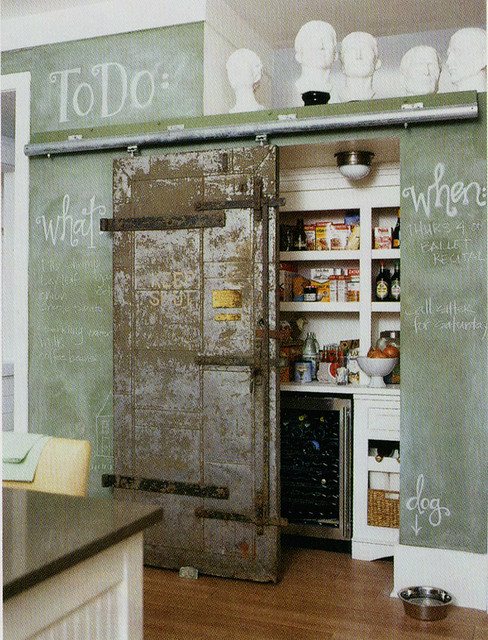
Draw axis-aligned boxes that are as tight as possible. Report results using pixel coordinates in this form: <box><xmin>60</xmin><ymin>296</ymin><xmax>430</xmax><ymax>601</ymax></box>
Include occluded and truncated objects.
<box><xmin>105</xmin><ymin>146</ymin><xmax>282</xmax><ymax>582</ymax></box>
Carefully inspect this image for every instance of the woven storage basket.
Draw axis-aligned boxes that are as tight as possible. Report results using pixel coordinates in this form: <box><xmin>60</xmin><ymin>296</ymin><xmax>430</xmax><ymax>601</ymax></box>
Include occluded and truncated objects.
<box><xmin>368</xmin><ymin>489</ymin><xmax>400</xmax><ymax>528</ymax></box>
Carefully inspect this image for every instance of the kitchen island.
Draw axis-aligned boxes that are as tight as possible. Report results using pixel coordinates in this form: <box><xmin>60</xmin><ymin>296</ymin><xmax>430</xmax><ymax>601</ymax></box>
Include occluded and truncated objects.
<box><xmin>3</xmin><ymin>488</ymin><xmax>164</xmax><ymax>640</ymax></box>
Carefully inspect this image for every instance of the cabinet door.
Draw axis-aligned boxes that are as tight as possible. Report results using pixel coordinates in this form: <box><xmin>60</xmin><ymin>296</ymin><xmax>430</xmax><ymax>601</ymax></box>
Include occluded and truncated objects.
<box><xmin>110</xmin><ymin>146</ymin><xmax>280</xmax><ymax>582</ymax></box>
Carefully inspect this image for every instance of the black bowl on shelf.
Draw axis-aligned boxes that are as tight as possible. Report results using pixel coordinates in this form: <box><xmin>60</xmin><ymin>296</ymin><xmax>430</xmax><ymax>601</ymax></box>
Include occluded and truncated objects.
<box><xmin>302</xmin><ymin>91</ymin><xmax>330</xmax><ymax>106</ymax></box>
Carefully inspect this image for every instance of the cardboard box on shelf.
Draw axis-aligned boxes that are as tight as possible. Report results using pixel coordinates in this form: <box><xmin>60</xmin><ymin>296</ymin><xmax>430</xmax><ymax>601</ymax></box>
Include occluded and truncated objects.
<box><xmin>304</xmin><ymin>224</ymin><xmax>316</xmax><ymax>251</ymax></box>
<box><xmin>347</xmin><ymin>268</ymin><xmax>360</xmax><ymax>302</ymax></box>
<box><xmin>345</xmin><ymin>224</ymin><xmax>360</xmax><ymax>250</ymax></box>
<box><xmin>315</xmin><ymin>222</ymin><xmax>330</xmax><ymax>251</ymax></box>
<box><xmin>311</xmin><ymin>267</ymin><xmax>334</xmax><ymax>302</ymax></box>
<box><xmin>279</xmin><ymin>262</ymin><xmax>298</xmax><ymax>301</ymax></box>
<box><xmin>374</xmin><ymin>227</ymin><xmax>392</xmax><ymax>249</ymax></box>
<box><xmin>329</xmin><ymin>223</ymin><xmax>351</xmax><ymax>250</ymax></box>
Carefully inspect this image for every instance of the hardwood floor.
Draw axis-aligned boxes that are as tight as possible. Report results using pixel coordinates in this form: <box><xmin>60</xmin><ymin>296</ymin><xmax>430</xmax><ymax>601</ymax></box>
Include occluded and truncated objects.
<box><xmin>143</xmin><ymin>544</ymin><xmax>488</xmax><ymax>640</ymax></box>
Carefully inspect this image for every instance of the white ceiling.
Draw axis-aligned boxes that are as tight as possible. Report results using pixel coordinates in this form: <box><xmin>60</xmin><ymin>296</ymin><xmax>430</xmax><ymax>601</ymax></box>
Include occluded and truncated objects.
<box><xmin>1</xmin><ymin>0</ymin><xmax>486</xmax><ymax>46</ymax></box>
<box><xmin>223</xmin><ymin>0</ymin><xmax>486</xmax><ymax>47</ymax></box>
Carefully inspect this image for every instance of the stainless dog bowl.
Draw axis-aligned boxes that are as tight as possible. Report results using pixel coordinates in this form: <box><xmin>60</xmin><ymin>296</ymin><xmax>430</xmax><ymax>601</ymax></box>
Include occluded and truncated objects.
<box><xmin>398</xmin><ymin>586</ymin><xmax>453</xmax><ymax>621</ymax></box>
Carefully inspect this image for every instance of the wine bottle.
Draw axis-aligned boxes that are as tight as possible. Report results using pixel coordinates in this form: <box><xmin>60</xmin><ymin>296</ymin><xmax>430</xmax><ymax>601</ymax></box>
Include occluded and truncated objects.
<box><xmin>392</xmin><ymin>208</ymin><xmax>400</xmax><ymax>248</ymax></box>
<box><xmin>294</xmin><ymin>218</ymin><xmax>307</xmax><ymax>251</ymax></box>
<box><xmin>375</xmin><ymin>262</ymin><xmax>391</xmax><ymax>301</ymax></box>
<box><xmin>391</xmin><ymin>261</ymin><xmax>400</xmax><ymax>301</ymax></box>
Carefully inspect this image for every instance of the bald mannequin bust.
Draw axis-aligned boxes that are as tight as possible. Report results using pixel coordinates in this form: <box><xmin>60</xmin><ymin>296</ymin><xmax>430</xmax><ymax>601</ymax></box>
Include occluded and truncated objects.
<box><xmin>338</xmin><ymin>31</ymin><xmax>381</xmax><ymax>101</ymax></box>
<box><xmin>226</xmin><ymin>48</ymin><xmax>265</xmax><ymax>113</ymax></box>
<box><xmin>446</xmin><ymin>28</ymin><xmax>486</xmax><ymax>92</ymax></box>
<box><xmin>294</xmin><ymin>20</ymin><xmax>337</xmax><ymax>96</ymax></box>
<box><xmin>400</xmin><ymin>45</ymin><xmax>441</xmax><ymax>95</ymax></box>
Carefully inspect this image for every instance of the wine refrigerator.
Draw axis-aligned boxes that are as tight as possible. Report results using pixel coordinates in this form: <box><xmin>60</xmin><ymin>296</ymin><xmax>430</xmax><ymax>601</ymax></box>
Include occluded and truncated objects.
<box><xmin>280</xmin><ymin>392</ymin><xmax>353</xmax><ymax>540</ymax></box>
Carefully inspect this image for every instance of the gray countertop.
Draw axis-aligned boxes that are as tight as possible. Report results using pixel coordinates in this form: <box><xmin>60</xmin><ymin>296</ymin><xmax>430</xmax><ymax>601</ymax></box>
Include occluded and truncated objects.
<box><xmin>2</xmin><ymin>488</ymin><xmax>164</xmax><ymax>600</ymax></box>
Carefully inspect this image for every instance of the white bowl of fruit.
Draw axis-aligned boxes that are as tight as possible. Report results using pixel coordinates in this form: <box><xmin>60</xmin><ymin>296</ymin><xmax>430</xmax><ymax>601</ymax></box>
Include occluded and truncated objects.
<box><xmin>356</xmin><ymin>345</ymin><xmax>399</xmax><ymax>387</ymax></box>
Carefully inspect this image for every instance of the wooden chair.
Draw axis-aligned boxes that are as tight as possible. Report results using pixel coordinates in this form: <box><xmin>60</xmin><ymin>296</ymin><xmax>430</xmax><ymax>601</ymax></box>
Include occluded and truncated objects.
<box><xmin>3</xmin><ymin>437</ymin><xmax>92</xmax><ymax>497</ymax></box>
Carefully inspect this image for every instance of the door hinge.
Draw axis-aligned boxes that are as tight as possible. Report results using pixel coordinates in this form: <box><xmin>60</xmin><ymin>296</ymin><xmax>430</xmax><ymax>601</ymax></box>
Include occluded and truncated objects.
<box><xmin>195</xmin><ymin>491</ymin><xmax>287</xmax><ymax>535</ymax></box>
<box><xmin>102</xmin><ymin>474</ymin><xmax>229</xmax><ymax>499</ymax></box>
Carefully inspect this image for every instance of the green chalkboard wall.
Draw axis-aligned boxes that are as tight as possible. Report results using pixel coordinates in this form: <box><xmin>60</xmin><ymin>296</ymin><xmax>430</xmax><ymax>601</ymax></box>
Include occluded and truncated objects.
<box><xmin>3</xmin><ymin>22</ymin><xmax>204</xmax><ymax>494</ymax></box>
<box><xmin>2</xmin><ymin>23</ymin><xmax>204</xmax><ymax>134</ymax></box>
<box><xmin>400</xmin><ymin>94</ymin><xmax>487</xmax><ymax>553</ymax></box>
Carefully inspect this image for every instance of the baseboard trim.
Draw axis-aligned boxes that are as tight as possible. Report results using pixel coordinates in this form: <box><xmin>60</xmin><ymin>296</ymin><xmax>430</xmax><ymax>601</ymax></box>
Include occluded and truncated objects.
<box><xmin>394</xmin><ymin>543</ymin><xmax>487</xmax><ymax>611</ymax></box>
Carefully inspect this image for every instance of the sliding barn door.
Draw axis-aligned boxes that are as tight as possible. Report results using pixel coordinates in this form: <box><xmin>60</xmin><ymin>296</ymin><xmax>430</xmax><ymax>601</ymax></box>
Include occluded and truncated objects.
<box><xmin>108</xmin><ymin>146</ymin><xmax>281</xmax><ymax>581</ymax></box>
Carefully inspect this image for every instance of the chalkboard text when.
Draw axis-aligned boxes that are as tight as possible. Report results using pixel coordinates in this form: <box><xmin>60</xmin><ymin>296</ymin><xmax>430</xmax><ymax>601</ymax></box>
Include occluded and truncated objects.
<box><xmin>402</xmin><ymin>162</ymin><xmax>486</xmax><ymax>217</ymax></box>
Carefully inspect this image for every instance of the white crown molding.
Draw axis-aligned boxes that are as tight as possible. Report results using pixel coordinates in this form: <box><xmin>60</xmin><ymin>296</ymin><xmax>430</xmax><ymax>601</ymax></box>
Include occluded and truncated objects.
<box><xmin>1</xmin><ymin>0</ymin><xmax>207</xmax><ymax>51</ymax></box>
<box><xmin>281</xmin><ymin>162</ymin><xmax>401</xmax><ymax>193</ymax></box>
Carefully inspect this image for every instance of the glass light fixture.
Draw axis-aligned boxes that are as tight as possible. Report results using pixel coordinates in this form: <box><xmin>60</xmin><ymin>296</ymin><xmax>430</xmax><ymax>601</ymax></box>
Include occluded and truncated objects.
<box><xmin>335</xmin><ymin>150</ymin><xmax>374</xmax><ymax>180</ymax></box>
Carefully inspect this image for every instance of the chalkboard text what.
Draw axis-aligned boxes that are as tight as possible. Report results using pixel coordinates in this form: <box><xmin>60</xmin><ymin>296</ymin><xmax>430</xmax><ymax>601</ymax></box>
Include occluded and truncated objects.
<box><xmin>402</xmin><ymin>162</ymin><xmax>486</xmax><ymax>217</ymax></box>
<box><xmin>36</xmin><ymin>194</ymin><xmax>105</xmax><ymax>248</ymax></box>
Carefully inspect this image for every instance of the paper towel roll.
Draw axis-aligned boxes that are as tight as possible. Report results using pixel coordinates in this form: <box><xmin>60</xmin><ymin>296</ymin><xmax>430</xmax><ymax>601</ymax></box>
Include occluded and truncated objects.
<box><xmin>369</xmin><ymin>471</ymin><xmax>389</xmax><ymax>490</ymax></box>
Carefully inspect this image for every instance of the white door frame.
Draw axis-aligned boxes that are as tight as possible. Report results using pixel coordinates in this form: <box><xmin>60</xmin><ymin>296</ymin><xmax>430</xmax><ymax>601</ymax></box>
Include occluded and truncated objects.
<box><xmin>1</xmin><ymin>71</ymin><xmax>30</xmax><ymax>433</ymax></box>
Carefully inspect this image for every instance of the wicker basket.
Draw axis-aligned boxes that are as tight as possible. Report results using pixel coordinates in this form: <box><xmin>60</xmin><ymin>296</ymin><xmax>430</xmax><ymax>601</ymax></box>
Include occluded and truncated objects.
<box><xmin>368</xmin><ymin>489</ymin><xmax>400</xmax><ymax>528</ymax></box>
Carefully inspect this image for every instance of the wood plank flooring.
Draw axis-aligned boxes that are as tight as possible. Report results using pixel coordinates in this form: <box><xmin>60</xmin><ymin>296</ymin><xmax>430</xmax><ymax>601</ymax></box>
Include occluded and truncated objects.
<box><xmin>143</xmin><ymin>545</ymin><xmax>488</xmax><ymax>639</ymax></box>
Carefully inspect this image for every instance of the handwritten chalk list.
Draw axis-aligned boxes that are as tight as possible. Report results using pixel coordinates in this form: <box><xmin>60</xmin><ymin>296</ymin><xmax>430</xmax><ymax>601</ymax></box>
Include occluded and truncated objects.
<box><xmin>28</xmin><ymin>155</ymin><xmax>114</xmax><ymax>493</ymax></box>
<box><xmin>400</xmin><ymin>110</ymin><xmax>488</xmax><ymax>554</ymax></box>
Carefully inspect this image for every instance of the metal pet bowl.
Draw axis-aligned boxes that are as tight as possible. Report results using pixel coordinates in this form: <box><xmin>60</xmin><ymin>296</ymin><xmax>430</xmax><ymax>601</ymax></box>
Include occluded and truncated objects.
<box><xmin>398</xmin><ymin>586</ymin><xmax>453</xmax><ymax>621</ymax></box>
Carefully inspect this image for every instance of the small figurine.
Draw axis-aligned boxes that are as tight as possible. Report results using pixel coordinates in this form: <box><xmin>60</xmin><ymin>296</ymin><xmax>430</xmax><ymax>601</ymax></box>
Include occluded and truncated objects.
<box><xmin>446</xmin><ymin>27</ymin><xmax>486</xmax><ymax>92</ymax></box>
<box><xmin>226</xmin><ymin>48</ymin><xmax>265</xmax><ymax>114</ymax></box>
<box><xmin>400</xmin><ymin>45</ymin><xmax>441</xmax><ymax>95</ymax></box>
<box><xmin>338</xmin><ymin>31</ymin><xmax>381</xmax><ymax>101</ymax></box>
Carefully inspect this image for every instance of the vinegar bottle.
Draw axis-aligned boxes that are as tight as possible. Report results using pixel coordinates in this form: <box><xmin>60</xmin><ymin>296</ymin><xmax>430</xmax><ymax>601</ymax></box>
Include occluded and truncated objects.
<box><xmin>375</xmin><ymin>262</ymin><xmax>391</xmax><ymax>301</ymax></box>
<box><xmin>390</xmin><ymin>261</ymin><xmax>400</xmax><ymax>301</ymax></box>
<box><xmin>294</xmin><ymin>218</ymin><xmax>307</xmax><ymax>251</ymax></box>
<box><xmin>392</xmin><ymin>208</ymin><xmax>400</xmax><ymax>249</ymax></box>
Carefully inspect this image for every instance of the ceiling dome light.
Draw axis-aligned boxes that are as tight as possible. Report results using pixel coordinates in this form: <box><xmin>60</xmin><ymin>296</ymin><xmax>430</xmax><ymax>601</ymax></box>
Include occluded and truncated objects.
<box><xmin>335</xmin><ymin>150</ymin><xmax>374</xmax><ymax>180</ymax></box>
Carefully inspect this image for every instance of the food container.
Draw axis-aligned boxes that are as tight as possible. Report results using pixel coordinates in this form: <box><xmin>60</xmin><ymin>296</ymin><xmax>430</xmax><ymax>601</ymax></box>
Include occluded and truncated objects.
<box><xmin>294</xmin><ymin>361</ymin><xmax>312</xmax><ymax>383</ymax></box>
<box><xmin>398</xmin><ymin>586</ymin><xmax>453</xmax><ymax>621</ymax></box>
<box><xmin>303</xmin><ymin>286</ymin><xmax>317</xmax><ymax>302</ymax></box>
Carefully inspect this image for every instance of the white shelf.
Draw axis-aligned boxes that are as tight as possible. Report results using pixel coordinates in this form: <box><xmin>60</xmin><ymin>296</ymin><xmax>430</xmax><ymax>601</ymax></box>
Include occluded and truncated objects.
<box><xmin>371</xmin><ymin>302</ymin><xmax>400</xmax><ymax>313</ymax></box>
<box><xmin>280</xmin><ymin>250</ymin><xmax>360</xmax><ymax>261</ymax></box>
<box><xmin>372</xmin><ymin>249</ymin><xmax>400</xmax><ymax>260</ymax></box>
<box><xmin>367</xmin><ymin>456</ymin><xmax>400</xmax><ymax>473</ymax></box>
<box><xmin>280</xmin><ymin>302</ymin><xmax>360</xmax><ymax>313</ymax></box>
<box><xmin>280</xmin><ymin>381</ymin><xmax>400</xmax><ymax>397</ymax></box>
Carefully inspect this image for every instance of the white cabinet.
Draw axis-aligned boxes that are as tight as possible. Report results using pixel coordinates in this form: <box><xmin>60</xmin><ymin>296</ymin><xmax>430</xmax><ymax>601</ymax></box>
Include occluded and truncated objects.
<box><xmin>352</xmin><ymin>394</ymin><xmax>400</xmax><ymax>560</ymax></box>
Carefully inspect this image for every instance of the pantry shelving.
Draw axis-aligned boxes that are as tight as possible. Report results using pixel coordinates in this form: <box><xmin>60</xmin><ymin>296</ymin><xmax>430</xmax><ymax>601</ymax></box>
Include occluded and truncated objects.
<box><xmin>278</xmin><ymin>158</ymin><xmax>401</xmax><ymax>388</ymax></box>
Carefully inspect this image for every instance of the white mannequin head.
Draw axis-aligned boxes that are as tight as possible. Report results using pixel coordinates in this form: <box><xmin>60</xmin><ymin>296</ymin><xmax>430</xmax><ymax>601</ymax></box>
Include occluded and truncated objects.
<box><xmin>446</xmin><ymin>28</ymin><xmax>487</xmax><ymax>91</ymax></box>
<box><xmin>400</xmin><ymin>45</ymin><xmax>441</xmax><ymax>95</ymax></box>
<box><xmin>294</xmin><ymin>21</ymin><xmax>337</xmax><ymax>94</ymax></box>
<box><xmin>340</xmin><ymin>32</ymin><xmax>381</xmax><ymax>79</ymax></box>
<box><xmin>226</xmin><ymin>48</ymin><xmax>264</xmax><ymax>113</ymax></box>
